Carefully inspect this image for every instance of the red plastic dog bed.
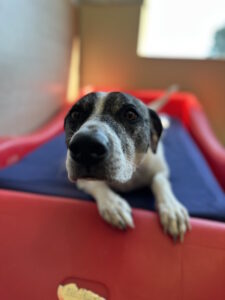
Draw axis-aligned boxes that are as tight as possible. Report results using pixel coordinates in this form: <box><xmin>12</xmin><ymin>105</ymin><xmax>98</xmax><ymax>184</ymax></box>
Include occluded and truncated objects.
<box><xmin>0</xmin><ymin>89</ymin><xmax>225</xmax><ymax>300</ymax></box>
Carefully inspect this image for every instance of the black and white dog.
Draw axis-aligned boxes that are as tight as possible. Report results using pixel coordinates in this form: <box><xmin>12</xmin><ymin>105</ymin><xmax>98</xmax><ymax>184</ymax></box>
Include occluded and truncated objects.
<box><xmin>64</xmin><ymin>90</ymin><xmax>190</xmax><ymax>241</ymax></box>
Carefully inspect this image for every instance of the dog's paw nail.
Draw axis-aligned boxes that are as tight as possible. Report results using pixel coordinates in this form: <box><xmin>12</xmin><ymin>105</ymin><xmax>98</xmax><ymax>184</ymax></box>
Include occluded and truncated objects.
<box><xmin>118</xmin><ymin>222</ymin><xmax>126</xmax><ymax>230</ymax></box>
<box><xmin>119</xmin><ymin>210</ymin><xmax>134</xmax><ymax>229</ymax></box>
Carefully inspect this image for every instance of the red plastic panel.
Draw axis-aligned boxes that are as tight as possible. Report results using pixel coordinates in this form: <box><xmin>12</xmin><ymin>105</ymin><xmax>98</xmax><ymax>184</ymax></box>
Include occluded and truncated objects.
<box><xmin>1</xmin><ymin>190</ymin><xmax>225</xmax><ymax>300</ymax></box>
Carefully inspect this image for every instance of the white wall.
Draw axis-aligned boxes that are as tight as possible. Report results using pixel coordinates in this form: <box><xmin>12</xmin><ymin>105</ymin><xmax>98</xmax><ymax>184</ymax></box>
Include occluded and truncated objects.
<box><xmin>0</xmin><ymin>0</ymin><xmax>77</xmax><ymax>135</ymax></box>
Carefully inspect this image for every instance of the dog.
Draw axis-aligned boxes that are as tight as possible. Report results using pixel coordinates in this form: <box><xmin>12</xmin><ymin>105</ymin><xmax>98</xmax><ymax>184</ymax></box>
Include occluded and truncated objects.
<box><xmin>64</xmin><ymin>88</ymin><xmax>191</xmax><ymax>242</ymax></box>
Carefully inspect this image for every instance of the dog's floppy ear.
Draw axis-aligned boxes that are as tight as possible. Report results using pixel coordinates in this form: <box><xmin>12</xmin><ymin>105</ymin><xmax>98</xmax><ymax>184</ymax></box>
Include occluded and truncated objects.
<box><xmin>149</xmin><ymin>109</ymin><xmax>163</xmax><ymax>153</ymax></box>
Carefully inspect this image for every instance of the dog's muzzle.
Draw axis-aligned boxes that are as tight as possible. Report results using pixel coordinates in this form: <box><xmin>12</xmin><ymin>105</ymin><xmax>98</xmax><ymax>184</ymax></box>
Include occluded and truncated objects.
<box><xmin>69</xmin><ymin>129</ymin><xmax>110</xmax><ymax>166</ymax></box>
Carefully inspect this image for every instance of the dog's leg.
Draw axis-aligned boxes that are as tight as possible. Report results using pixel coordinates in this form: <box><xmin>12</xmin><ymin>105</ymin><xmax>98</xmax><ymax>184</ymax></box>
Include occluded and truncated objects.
<box><xmin>77</xmin><ymin>180</ymin><xmax>134</xmax><ymax>229</ymax></box>
<box><xmin>151</xmin><ymin>171</ymin><xmax>191</xmax><ymax>242</ymax></box>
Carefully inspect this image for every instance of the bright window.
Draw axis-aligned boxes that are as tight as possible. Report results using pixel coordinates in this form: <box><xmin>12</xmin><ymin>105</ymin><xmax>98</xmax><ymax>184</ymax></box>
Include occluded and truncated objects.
<box><xmin>138</xmin><ymin>0</ymin><xmax>225</xmax><ymax>59</ymax></box>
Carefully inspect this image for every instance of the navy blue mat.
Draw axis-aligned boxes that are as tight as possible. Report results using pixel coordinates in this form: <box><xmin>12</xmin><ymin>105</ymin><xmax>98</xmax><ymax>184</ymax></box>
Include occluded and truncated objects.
<box><xmin>0</xmin><ymin>119</ymin><xmax>224</xmax><ymax>221</ymax></box>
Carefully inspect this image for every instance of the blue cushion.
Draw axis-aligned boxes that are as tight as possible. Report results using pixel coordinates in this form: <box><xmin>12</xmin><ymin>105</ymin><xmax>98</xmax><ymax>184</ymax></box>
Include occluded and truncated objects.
<box><xmin>0</xmin><ymin>118</ymin><xmax>224</xmax><ymax>221</ymax></box>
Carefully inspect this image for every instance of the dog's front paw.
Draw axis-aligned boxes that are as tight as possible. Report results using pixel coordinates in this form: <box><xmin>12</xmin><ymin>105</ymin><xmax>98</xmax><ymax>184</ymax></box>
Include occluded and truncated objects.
<box><xmin>157</xmin><ymin>199</ymin><xmax>191</xmax><ymax>242</ymax></box>
<box><xmin>97</xmin><ymin>194</ymin><xmax>134</xmax><ymax>230</ymax></box>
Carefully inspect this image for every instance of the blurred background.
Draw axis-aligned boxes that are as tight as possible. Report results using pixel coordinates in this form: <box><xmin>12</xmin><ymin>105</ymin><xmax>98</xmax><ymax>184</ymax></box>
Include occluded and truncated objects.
<box><xmin>0</xmin><ymin>0</ymin><xmax>224</xmax><ymax>144</ymax></box>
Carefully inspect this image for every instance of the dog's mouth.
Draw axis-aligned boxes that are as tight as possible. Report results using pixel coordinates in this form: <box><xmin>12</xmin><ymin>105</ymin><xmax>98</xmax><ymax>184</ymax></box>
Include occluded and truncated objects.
<box><xmin>69</xmin><ymin>174</ymin><xmax>101</xmax><ymax>182</ymax></box>
<box><xmin>67</xmin><ymin>160</ymin><xmax>109</xmax><ymax>182</ymax></box>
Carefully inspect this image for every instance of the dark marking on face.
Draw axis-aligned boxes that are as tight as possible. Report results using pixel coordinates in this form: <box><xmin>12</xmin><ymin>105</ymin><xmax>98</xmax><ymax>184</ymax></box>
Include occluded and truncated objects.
<box><xmin>102</xmin><ymin>92</ymin><xmax>151</xmax><ymax>154</ymax></box>
<box><xmin>64</xmin><ymin>92</ymin><xmax>97</xmax><ymax>146</ymax></box>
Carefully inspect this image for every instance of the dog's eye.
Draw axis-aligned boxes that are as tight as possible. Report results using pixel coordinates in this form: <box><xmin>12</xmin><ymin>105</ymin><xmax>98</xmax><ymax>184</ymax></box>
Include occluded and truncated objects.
<box><xmin>124</xmin><ymin>109</ymin><xmax>138</xmax><ymax>122</ymax></box>
<box><xmin>71</xmin><ymin>110</ymin><xmax>80</xmax><ymax>120</ymax></box>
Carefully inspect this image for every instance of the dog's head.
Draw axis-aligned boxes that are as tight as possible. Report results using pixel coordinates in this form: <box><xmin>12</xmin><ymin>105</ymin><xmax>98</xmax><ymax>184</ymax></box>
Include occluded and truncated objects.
<box><xmin>64</xmin><ymin>92</ymin><xmax>163</xmax><ymax>183</ymax></box>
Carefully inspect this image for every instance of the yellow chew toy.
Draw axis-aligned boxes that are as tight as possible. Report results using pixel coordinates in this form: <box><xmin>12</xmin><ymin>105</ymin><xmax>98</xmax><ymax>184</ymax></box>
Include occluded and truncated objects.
<box><xmin>57</xmin><ymin>283</ymin><xmax>106</xmax><ymax>300</ymax></box>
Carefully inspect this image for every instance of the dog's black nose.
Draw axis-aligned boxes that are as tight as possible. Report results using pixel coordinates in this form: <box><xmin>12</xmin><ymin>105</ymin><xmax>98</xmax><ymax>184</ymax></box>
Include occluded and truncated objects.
<box><xmin>69</xmin><ymin>130</ymin><xmax>109</xmax><ymax>165</ymax></box>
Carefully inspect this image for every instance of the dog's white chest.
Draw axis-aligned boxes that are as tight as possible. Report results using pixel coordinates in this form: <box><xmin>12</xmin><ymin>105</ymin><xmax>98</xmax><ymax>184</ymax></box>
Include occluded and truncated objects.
<box><xmin>109</xmin><ymin>168</ymin><xmax>149</xmax><ymax>192</ymax></box>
